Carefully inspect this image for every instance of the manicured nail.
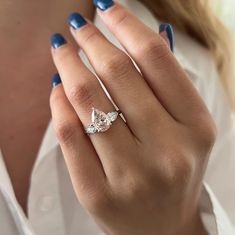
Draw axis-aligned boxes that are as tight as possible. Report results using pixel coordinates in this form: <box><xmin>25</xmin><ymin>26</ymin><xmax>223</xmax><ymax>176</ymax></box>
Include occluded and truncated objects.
<box><xmin>93</xmin><ymin>0</ymin><xmax>114</xmax><ymax>11</ymax></box>
<box><xmin>68</xmin><ymin>12</ymin><xmax>87</xmax><ymax>30</ymax></box>
<box><xmin>51</xmin><ymin>73</ymin><xmax>62</xmax><ymax>87</ymax></box>
<box><xmin>159</xmin><ymin>23</ymin><xmax>174</xmax><ymax>52</ymax></box>
<box><xmin>51</xmin><ymin>33</ymin><xmax>67</xmax><ymax>49</ymax></box>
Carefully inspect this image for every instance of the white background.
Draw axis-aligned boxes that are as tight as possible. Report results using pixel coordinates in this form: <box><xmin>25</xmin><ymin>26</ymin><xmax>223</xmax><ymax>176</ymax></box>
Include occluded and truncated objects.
<box><xmin>215</xmin><ymin>0</ymin><xmax>235</xmax><ymax>33</ymax></box>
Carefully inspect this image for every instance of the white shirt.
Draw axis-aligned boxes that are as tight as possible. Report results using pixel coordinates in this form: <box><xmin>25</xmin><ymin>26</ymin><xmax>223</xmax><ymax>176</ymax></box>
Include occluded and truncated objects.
<box><xmin>0</xmin><ymin>0</ymin><xmax>235</xmax><ymax>234</ymax></box>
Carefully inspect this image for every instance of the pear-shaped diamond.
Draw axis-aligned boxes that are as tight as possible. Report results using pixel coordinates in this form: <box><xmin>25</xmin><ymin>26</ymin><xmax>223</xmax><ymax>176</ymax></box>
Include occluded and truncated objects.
<box><xmin>92</xmin><ymin>108</ymin><xmax>111</xmax><ymax>132</ymax></box>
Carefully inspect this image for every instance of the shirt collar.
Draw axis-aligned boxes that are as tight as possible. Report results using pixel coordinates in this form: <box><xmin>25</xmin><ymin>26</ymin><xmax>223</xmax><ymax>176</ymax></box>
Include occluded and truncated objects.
<box><xmin>0</xmin><ymin>150</ymin><xmax>15</xmax><ymax>198</ymax></box>
<box><xmin>33</xmin><ymin>119</ymin><xmax>59</xmax><ymax>170</ymax></box>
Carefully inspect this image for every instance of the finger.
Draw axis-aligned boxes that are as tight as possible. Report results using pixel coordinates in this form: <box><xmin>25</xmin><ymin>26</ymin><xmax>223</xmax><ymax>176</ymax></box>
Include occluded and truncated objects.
<box><xmin>67</xmin><ymin>13</ymin><xmax>172</xmax><ymax>138</ymax></box>
<box><xmin>50</xmin><ymin>35</ymin><xmax>136</xmax><ymax>177</ymax></box>
<box><xmin>159</xmin><ymin>31</ymin><xmax>170</xmax><ymax>49</ymax></box>
<box><xmin>50</xmin><ymin>74</ymin><xmax>106</xmax><ymax>203</ymax></box>
<box><xmin>95</xmin><ymin>2</ymin><xmax>210</xmax><ymax>125</ymax></box>
<box><xmin>159</xmin><ymin>23</ymin><xmax>174</xmax><ymax>52</ymax></box>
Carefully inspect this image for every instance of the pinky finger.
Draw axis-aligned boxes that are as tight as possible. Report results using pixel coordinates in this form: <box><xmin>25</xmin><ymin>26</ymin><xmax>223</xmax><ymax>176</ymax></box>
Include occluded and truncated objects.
<box><xmin>50</xmin><ymin>73</ymin><xmax>106</xmax><ymax>203</ymax></box>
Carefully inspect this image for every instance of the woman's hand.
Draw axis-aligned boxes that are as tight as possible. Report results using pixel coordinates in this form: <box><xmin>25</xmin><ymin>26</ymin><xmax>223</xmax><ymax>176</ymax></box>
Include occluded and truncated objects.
<box><xmin>49</xmin><ymin>2</ymin><xmax>216</xmax><ymax>235</ymax></box>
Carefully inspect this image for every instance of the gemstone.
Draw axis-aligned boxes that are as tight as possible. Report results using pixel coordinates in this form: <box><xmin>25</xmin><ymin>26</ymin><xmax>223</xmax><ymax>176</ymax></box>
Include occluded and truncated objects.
<box><xmin>107</xmin><ymin>112</ymin><xmax>118</xmax><ymax>122</ymax></box>
<box><xmin>92</xmin><ymin>108</ymin><xmax>111</xmax><ymax>132</ymax></box>
<box><xmin>86</xmin><ymin>124</ymin><xmax>96</xmax><ymax>134</ymax></box>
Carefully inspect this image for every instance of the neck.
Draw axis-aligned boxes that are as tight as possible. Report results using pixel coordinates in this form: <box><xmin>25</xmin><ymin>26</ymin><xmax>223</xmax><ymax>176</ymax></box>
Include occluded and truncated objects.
<box><xmin>0</xmin><ymin>0</ymin><xmax>95</xmax><ymax>120</ymax></box>
<box><xmin>0</xmin><ymin>0</ymin><xmax>95</xmax><ymax>88</ymax></box>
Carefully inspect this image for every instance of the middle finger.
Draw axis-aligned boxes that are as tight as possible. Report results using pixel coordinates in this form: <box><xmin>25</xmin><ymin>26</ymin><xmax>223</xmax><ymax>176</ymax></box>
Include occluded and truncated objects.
<box><xmin>67</xmin><ymin>13</ymin><xmax>173</xmax><ymax>138</ymax></box>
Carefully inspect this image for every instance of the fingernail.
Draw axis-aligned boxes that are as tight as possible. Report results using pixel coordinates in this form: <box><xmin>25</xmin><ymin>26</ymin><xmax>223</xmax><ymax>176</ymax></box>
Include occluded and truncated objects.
<box><xmin>51</xmin><ymin>73</ymin><xmax>62</xmax><ymax>87</ymax></box>
<box><xmin>159</xmin><ymin>23</ymin><xmax>174</xmax><ymax>52</ymax></box>
<box><xmin>68</xmin><ymin>12</ymin><xmax>87</xmax><ymax>30</ymax></box>
<box><xmin>93</xmin><ymin>0</ymin><xmax>114</xmax><ymax>11</ymax></box>
<box><xmin>51</xmin><ymin>33</ymin><xmax>67</xmax><ymax>49</ymax></box>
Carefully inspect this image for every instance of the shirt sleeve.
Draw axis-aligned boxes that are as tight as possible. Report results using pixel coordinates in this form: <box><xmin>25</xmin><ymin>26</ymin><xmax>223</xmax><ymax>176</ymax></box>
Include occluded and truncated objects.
<box><xmin>200</xmin><ymin>183</ymin><xmax>235</xmax><ymax>235</ymax></box>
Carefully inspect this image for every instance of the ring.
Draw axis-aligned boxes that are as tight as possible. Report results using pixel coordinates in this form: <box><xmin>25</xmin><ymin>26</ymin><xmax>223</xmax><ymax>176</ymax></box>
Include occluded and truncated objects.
<box><xmin>85</xmin><ymin>107</ymin><xmax>121</xmax><ymax>134</ymax></box>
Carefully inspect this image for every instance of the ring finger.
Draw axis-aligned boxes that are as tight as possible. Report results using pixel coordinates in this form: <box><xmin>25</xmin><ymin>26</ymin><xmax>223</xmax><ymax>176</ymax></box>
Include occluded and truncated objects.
<box><xmin>50</xmin><ymin>35</ymin><xmax>135</xmax><ymax>176</ymax></box>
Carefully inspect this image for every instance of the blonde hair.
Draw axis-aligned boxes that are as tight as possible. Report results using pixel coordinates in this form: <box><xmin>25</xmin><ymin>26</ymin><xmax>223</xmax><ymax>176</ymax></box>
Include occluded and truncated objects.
<box><xmin>141</xmin><ymin>0</ymin><xmax>235</xmax><ymax>112</ymax></box>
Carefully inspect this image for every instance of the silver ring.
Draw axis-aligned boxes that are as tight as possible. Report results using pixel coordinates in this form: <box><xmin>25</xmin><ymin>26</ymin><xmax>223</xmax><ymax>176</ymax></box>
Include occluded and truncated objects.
<box><xmin>85</xmin><ymin>107</ymin><xmax>121</xmax><ymax>134</ymax></box>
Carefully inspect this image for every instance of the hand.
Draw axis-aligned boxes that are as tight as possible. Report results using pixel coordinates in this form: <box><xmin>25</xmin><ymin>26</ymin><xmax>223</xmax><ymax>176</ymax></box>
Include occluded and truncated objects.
<box><xmin>49</xmin><ymin>2</ymin><xmax>215</xmax><ymax>235</ymax></box>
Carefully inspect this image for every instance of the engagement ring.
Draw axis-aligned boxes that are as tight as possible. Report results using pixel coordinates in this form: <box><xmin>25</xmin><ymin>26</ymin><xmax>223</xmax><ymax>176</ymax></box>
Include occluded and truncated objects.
<box><xmin>85</xmin><ymin>108</ymin><xmax>121</xmax><ymax>134</ymax></box>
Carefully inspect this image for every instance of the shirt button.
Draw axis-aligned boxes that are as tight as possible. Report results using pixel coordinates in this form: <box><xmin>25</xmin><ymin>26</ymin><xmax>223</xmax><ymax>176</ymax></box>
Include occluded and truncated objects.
<box><xmin>38</xmin><ymin>196</ymin><xmax>55</xmax><ymax>212</ymax></box>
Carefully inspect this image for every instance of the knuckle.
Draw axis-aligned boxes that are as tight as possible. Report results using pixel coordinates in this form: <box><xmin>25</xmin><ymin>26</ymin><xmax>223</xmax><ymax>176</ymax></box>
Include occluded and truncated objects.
<box><xmin>54</xmin><ymin>46</ymin><xmax>74</xmax><ymax>64</ymax></box>
<box><xmin>50</xmin><ymin>89</ymin><xmax>62</xmax><ymax>106</ymax></box>
<box><xmin>136</xmin><ymin>36</ymin><xmax>170</xmax><ymax>61</ymax></box>
<box><xmin>202</xmin><ymin>123</ymin><xmax>217</xmax><ymax>149</ymax></box>
<box><xmin>80</xmin><ymin>27</ymin><xmax>100</xmax><ymax>45</ymax></box>
<box><xmin>205</xmin><ymin>118</ymin><xmax>217</xmax><ymax>147</ymax></box>
<box><xmin>195</xmin><ymin>115</ymin><xmax>218</xmax><ymax>150</ymax></box>
<box><xmin>111</xmin><ymin>10</ymin><xmax>129</xmax><ymax>31</ymax></box>
<box><xmin>172</xmin><ymin>156</ymin><xmax>194</xmax><ymax>186</ymax></box>
<box><xmin>100</xmin><ymin>52</ymin><xmax>131</xmax><ymax>77</ymax></box>
<box><xmin>68</xmin><ymin>82</ymin><xmax>96</xmax><ymax>108</ymax></box>
<box><xmin>125</xmin><ymin>181</ymin><xmax>145</xmax><ymax>201</ymax></box>
<box><xmin>54</xmin><ymin>120</ymin><xmax>77</xmax><ymax>144</ymax></box>
<box><xmin>161</xmin><ymin>149</ymin><xmax>194</xmax><ymax>190</ymax></box>
<box><xmin>119</xmin><ymin>173</ymin><xmax>149</xmax><ymax>201</ymax></box>
<box><xmin>85</xmin><ymin>191</ymin><xmax>113</xmax><ymax>215</ymax></box>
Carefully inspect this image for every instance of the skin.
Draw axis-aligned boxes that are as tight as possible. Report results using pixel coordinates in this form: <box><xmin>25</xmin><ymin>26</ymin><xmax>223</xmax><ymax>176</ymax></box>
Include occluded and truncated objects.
<box><xmin>0</xmin><ymin>0</ymin><xmax>211</xmax><ymax>234</ymax></box>
<box><xmin>0</xmin><ymin>0</ymin><xmax>95</xmax><ymax>215</ymax></box>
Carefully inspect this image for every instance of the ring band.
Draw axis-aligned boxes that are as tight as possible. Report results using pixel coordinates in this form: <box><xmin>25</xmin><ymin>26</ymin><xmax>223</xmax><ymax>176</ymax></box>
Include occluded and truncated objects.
<box><xmin>85</xmin><ymin>107</ymin><xmax>121</xmax><ymax>134</ymax></box>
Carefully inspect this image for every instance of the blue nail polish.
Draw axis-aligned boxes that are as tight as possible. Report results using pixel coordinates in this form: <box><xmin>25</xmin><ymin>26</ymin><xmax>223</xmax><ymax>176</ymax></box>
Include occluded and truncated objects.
<box><xmin>68</xmin><ymin>13</ymin><xmax>87</xmax><ymax>30</ymax></box>
<box><xmin>51</xmin><ymin>33</ymin><xmax>67</xmax><ymax>49</ymax></box>
<box><xmin>93</xmin><ymin>0</ymin><xmax>114</xmax><ymax>11</ymax></box>
<box><xmin>51</xmin><ymin>73</ymin><xmax>62</xmax><ymax>87</ymax></box>
<box><xmin>159</xmin><ymin>23</ymin><xmax>174</xmax><ymax>52</ymax></box>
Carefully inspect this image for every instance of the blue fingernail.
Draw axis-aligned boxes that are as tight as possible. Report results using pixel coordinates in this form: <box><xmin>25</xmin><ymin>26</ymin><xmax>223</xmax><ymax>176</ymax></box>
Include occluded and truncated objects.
<box><xmin>159</xmin><ymin>23</ymin><xmax>174</xmax><ymax>52</ymax></box>
<box><xmin>68</xmin><ymin>12</ymin><xmax>87</xmax><ymax>30</ymax></box>
<box><xmin>51</xmin><ymin>33</ymin><xmax>67</xmax><ymax>49</ymax></box>
<box><xmin>93</xmin><ymin>0</ymin><xmax>114</xmax><ymax>11</ymax></box>
<box><xmin>51</xmin><ymin>73</ymin><xmax>62</xmax><ymax>87</ymax></box>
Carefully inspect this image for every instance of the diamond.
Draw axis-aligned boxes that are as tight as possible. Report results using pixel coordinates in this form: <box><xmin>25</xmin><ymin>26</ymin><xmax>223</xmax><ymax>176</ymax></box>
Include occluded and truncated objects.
<box><xmin>92</xmin><ymin>108</ymin><xmax>111</xmax><ymax>132</ymax></box>
<box><xmin>107</xmin><ymin>112</ymin><xmax>118</xmax><ymax>122</ymax></box>
<box><xmin>86</xmin><ymin>124</ymin><xmax>96</xmax><ymax>134</ymax></box>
